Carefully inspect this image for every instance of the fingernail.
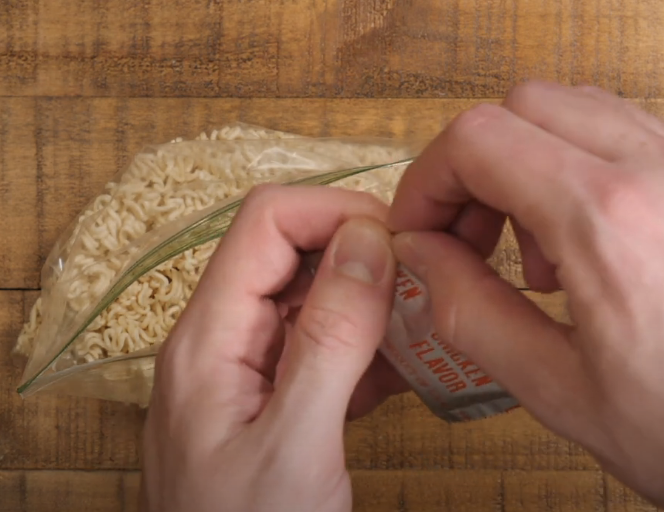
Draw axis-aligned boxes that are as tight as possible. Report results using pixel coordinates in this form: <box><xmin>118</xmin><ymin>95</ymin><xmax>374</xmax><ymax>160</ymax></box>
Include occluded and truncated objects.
<box><xmin>332</xmin><ymin>220</ymin><xmax>391</xmax><ymax>284</ymax></box>
<box><xmin>392</xmin><ymin>233</ymin><xmax>426</xmax><ymax>279</ymax></box>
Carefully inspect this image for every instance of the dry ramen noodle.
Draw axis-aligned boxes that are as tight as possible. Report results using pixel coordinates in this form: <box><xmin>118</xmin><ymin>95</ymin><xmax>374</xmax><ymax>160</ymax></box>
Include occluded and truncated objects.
<box><xmin>15</xmin><ymin>125</ymin><xmax>409</xmax><ymax>377</ymax></box>
<box><xmin>15</xmin><ymin>124</ymin><xmax>519</xmax><ymax>422</ymax></box>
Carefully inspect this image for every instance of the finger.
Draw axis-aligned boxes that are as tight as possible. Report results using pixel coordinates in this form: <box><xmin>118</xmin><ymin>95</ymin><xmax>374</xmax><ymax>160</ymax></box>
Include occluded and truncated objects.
<box><xmin>387</xmin><ymin>103</ymin><xmax>608</xmax><ymax>259</ymax></box>
<box><xmin>279</xmin><ymin>250</ymin><xmax>411</xmax><ymax>420</ymax></box>
<box><xmin>503</xmin><ymin>81</ymin><xmax>664</xmax><ymax>162</ymax></box>
<box><xmin>392</xmin><ymin>231</ymin><xmax>592</xmax><ymax>435</ymax></box>
<box><xmin>265</xmin><ymin>218</ymin><xmax>397</xmax><ymax>430</ymax></box>
<box><xmin>511</xmin><ymin>218</ymin><xmax>560</xmax><ymax>292</ymax></box>
<box><xmin>346</xmin><ymin>352</ymin><xmax>411</xmax><ymax>420</ymax></box>
<box><xmin>175</xmin><ymin>185</ymin><xmax>387</xmax><ymax>371</ymax></box>
<box><xmin>277</xmin><ymin>257</ymin><xmax>410</xmax><ymax>421</ymax></box>
<box><xmin>273</xmin><ymin>257</ymin><xmax>315</xmax><ymax>307</ymax></box>
<box><xmin>280</xmin><ymin>311</ymin><xmax>410</xmax><ymax>422</ymax></box>
<box><xmin>576</xmin><ymin>85</ymin><xmax>664</xmax><ymax>139</ymax></box>
<box><xmin>449</xmin><ymin>201</ymin><xmax>506</xmax><ymax>259</ymax></box>
<box><xmin>157</xmin><ymin>186</ymin><xmax>388</xmax><ymax>435</ymax></box>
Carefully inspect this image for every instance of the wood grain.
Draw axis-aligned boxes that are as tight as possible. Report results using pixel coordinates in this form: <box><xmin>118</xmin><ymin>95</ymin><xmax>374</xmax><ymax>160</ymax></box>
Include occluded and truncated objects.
<box><xmin>0</xmin><ymin>470</ymin><xmax>618</xmax><ymax>512</ymax></box>
<box><xmin>4</xmin><ymin>470</ymin><xmax>650</xmax><ymax>512</ymax></box>
<box><xmin>0</xmin><ymin>471</ymin><xmax>140</xmax><ymax>512</ymax></box>
<box><xmin>0</xmin><ymin>98</ymin><xmax>39</xmax><ymax>289</ymax></box>
<box><xmin>0</xmin><ymin>97</ymin><xmax>511</xmax><ymax>289</ymax></box>
<box><xmin>606</xmin><ymin>475</ymin><xmax>661</xmax><ymax>512</ymax></box>
<box><xmin>3</xmin><ymin>97</ymin><xmax>664</xmax><ymax>289</ymax></box>
<box><xmin>345</xmin><ymin>291</ymin><xmax>595</xmax><ymax>473</ymax></box>
<box><xmin>2</xmin><ymin>1</ymin><xmax>664</xmax><ymax>98</ymax></box>
<box><xmin>2</xmin><ymin>0</ymin><xmax>663</xmax><ymax>509</ymax></box>
<box><xmin>2</xmin><ymin>288</ymin><xmax>590</xmax><ymax>473</ymax></box>
<box><xmin>503</xmin><ymin>471</ymin><xmax>604</xmax><ymax>512</ymax></box>
<box><xmin>352</xmin><ymin>470</ymin><xmax>503</xmax><ymax>512</ymax></box>
<box><xmin>0</xmin><ymin>291</ymin><xmax>145</xmax><ymax>470</ymax></box>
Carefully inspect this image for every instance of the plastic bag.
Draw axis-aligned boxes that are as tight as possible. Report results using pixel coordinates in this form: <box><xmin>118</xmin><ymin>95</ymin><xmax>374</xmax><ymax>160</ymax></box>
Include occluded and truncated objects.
<box><xmin>15</xmin><ymin>123</ymin><xmax>418</xmax><ymax>406</ymax></box>
<box><xmin>16</xmin><ymin>122</ymin><xmax>519</xmax><ymax>422</ymax></box>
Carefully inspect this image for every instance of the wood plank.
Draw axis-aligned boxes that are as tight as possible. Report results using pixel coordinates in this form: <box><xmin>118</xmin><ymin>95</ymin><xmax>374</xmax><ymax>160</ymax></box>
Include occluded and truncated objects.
<box><xmin>3</xmin><ymin>470</ymin><xmax>650</xmax><ymax>512</ymax></box>
<box><xmin>0</xmin><ymin>291</ymin><xmax>145</xmax><ymax>470</ymax></box>
<box><xmin>0</xmin><ymin>97</ymin><xmax>511</xmax><ymax>289</ymax></box>
<box><xmin>0</xmin><ymin>470</ymin><xmax>140</xmax><ymax>512</ymax></box>
<box><xmin>346</xmin><ymin>395</ymin><xmax>598</xmax><ymax>472</ymax></box>
<box><xmin>0</xmin><ymin>470</ymin><xmax>497</xmax><ymax>512</ymax></box>
<box><xmin>2</xmin><ymin>1</ymin><xmax>664</xmax><ymax>98</ymax></box>
<box><xmin>2</xmin><ymin>1</ymin><xmax>662</xmax><ymax>511</ymax></box>
<box><xmin>352</xmin><ymin>469</ymin><xmax>502</xmax><ymax>512</ymax></box>
<box><xmin>5</xmin><ymin>96</ymin><xmax>664</xmax><ymax>289</ymax></box>
<box><xmin>345</xmin><ymin>397</ymin><xmax>597</xmax><ymax>472</ymax></box>
<box><xmin>0</xmin><ymin>98</ymin><xmax>39</xmax><ymax>289</ymax></box>
<box><xmin>4</xmin><ymin>287</ymin><xmax>593</xmax><ymax>472</ymax></box>
<box><xmin>503</xmin><ymin>471</ymin><xmax>605</xmax><ymax>512</ymax></box>
<box><xmin>0</xmin><ymin>291</ymin><xmax>651</xmax><ymax>510</ymax></box>
<box><xmin>346</xmin><ymin>290</ymin><xmax>594</xmax><ymax>473</ymax></box>
<box><xmin>605</xmin><ymin>475</ymin><xmax>662</xmax><ymax>512</ymax></box>
<box><xmin>4</xmin><ymin>96</ymin><xmax>664</xmax><ymax>289</ymax></box>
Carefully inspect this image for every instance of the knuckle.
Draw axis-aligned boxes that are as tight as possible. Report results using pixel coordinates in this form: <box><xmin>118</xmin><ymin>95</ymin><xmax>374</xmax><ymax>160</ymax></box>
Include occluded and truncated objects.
<box><xmin>589</xmin><ymin>170</ymin><xmax>649</xmax><ymax>224</ymax></box>
<box><xmin>577</xmin><ymin>84</ymin><xmax>605</xmax><ymax>96</ymax></box>
<box><xmin>357</xmin><ymin>191</ymin><xmax>390</xmax><ymax>219</ymax></box>
<box><xmin>449</xmin><ymin>103</ymin><xmax>504</xmax><ymax>138</ymax></box>
<box><xmin>242</xmin><ymin>183</ymin><xmax>281</xmax><ymax>209</ymax></box>
<box><xmin>152</xmin><ymin>340</ymin><xmax>180</xmax><ymax>396</ymax></box>
<box><xmin>504</xmin><ymin>80</ymin><xmax>548</xmax><ymax>108</ymax></box>
<box><xmin>299</xmin><ymin>304</ymin><xmax>363</xmax><ymax>353</ymax></box>
<box><xmin>155</xmin><ymin>334</ymin><xmax>186</xmax><ymax>379</ymax></box>
<box><xmin>237</xmin><ymin>184</ymin><xmax>284</xmax><ymax>226</ymax></box>
<box><xmin>331</xmin><ymin>187</ymin><xmax>388</xmax><ymax>215</ymax></box>
<box><xmin>356</xmin><ymin>189</ymin><xmax>389</xmax><ymax>210</ymax></box>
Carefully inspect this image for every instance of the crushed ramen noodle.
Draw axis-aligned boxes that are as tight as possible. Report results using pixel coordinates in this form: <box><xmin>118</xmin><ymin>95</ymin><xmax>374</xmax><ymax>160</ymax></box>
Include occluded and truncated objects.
<box><xmin>15</xmin><ymin>124</ymin><xmax>409</xmax><ymax>400</ymax></box>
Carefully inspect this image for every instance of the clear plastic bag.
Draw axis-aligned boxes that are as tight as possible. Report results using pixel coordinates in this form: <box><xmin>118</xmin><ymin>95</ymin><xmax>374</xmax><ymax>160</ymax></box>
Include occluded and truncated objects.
<box><xmin>16</xmin><ymin>122</ymin><xmax>518</xmax><ymax>423</ymax></box>
<box><xmin>15</xmin><ymin>123</ymin><xmax>419</xmax><ymax>406</ymax></box>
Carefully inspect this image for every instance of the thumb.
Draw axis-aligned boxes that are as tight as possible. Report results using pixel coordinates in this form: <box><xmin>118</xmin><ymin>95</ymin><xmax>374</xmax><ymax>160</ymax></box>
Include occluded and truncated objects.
<box><xmin>392</xmin><ymin>231</ymin><xmax>588</xmax><ymax>426</ymax></box>
<box><xmin>267</xmin><ymin>218</ymin><xmax>397</xmax><ymax>430</ymax></box>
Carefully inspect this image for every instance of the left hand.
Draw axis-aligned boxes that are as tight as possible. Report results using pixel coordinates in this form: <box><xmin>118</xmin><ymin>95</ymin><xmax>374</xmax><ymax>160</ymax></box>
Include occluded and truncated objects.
<box><xmin>140</xmin><ymin>184</ymin><xmax>407</xmax><ymax>512</ymax></box>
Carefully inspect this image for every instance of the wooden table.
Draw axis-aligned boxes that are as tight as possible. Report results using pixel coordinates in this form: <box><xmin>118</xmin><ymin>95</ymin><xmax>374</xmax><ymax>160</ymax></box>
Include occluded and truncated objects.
<box><xmin>1</xmin><ymin>1</ymin><xmax>663</xmax><ymax>510</ymax></box>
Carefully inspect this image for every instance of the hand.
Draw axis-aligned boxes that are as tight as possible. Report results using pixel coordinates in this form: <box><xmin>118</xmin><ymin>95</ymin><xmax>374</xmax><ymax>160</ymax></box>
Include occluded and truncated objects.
<box><xmin>388</xmin><ymin>81</ymin><xmax>664</xmax><ymax>505</ymax></box>
<box><xmin>140</xmin><ymin>185</ymin><xmax>407</xmax><ymax>512</ymax></box>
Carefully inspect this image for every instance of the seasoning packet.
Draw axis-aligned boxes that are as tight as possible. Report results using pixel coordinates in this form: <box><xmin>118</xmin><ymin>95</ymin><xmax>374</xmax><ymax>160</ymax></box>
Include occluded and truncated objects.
<box><xmin>381</xmin><ymin>265</ymin><xmax>519</xmax><ymax>422</ymax></box>
<box><xmin>305</xmin><ymin>254</ymin><xmax>519</xmax><ymax>423</ymax></box>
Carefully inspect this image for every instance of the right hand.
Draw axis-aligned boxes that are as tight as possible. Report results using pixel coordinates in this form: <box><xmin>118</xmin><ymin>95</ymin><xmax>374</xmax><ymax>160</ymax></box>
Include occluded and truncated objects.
<box><xmin>387</xmin><ymin>81</ymin><xmax>664</xmax><ymax>505</ymax></box>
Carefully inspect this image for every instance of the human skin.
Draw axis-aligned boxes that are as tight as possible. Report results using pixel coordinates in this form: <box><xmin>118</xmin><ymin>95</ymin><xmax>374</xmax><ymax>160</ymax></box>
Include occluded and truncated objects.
<box><xmin>139</xmin><ymin>186</ymin><xmax>407</xmax><ymax>512</ymax></box>
<box><xmin>141</xmin><ymin>81</ymin><xmax>664</xmax><ymax>510</ymax></box>
<box><xmin>389</xmin><ymin>81</ymin><xmax>664</xmax><ymax>506</ymax></box>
